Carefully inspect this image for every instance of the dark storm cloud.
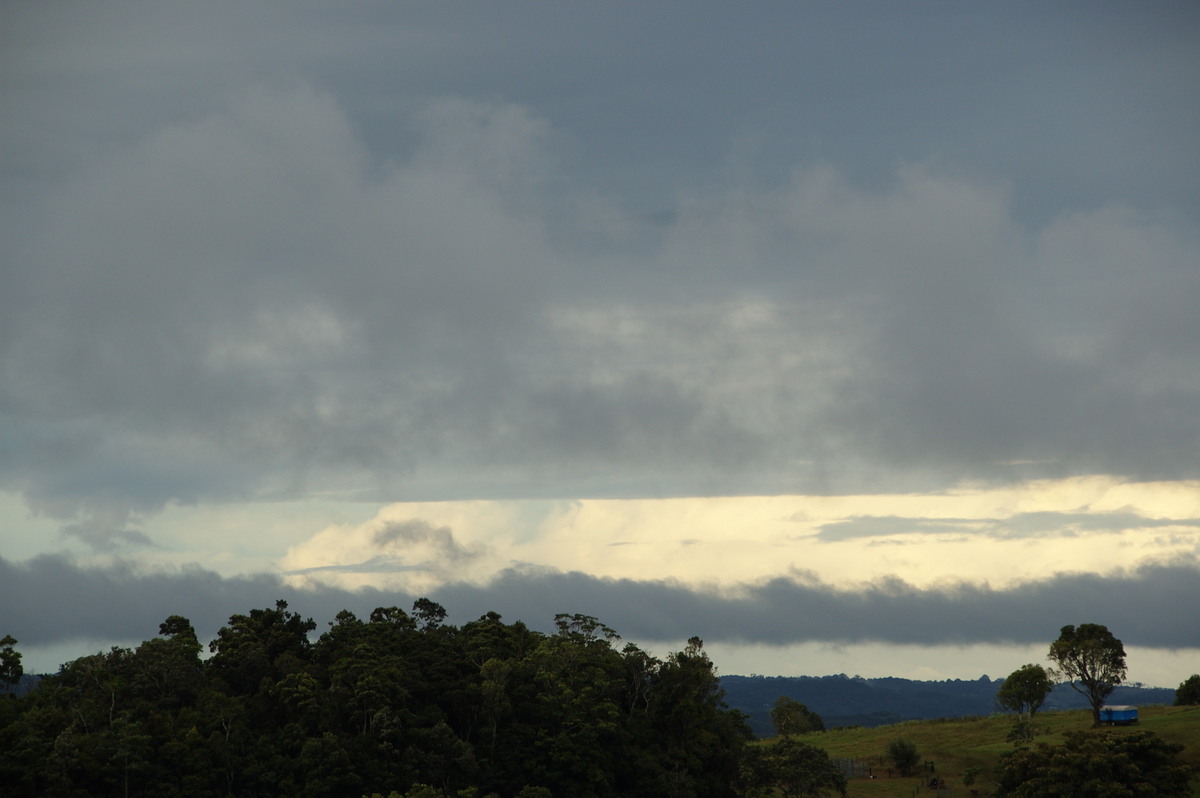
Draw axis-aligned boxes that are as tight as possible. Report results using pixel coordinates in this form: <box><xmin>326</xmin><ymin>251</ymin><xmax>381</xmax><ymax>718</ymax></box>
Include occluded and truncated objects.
<box><xmin>2</xmin><ymin>2</ymin><xmax>1200</xmax><ymax>540</ymax></box>
<box><xmin>7</xmin><ymin>3</ymin><xmax>1198</xmax><ymax>212</ymax></box>
<box><xmin>4</xmin><ymin>554</ymin><xmax>1197</xmax><ymax>654</ymax></box>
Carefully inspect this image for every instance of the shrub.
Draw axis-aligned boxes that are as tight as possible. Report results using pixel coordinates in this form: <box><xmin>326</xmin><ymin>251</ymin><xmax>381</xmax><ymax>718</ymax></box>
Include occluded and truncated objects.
<box><xmin>886</xmin><ymin>738</ymin><xmax>920</xmax><ymax>776</ymax></box>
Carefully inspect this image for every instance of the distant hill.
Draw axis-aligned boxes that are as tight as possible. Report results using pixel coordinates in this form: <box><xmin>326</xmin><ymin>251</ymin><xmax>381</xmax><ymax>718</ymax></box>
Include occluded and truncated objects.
<box><xmin>720</xmin><ymin>674</ymin><xmax>1175</xmax><ymax>736</ymax></box>
<box><xmin>0</xmin><ymin>673</ymin><xmax>42</xmax><ymax>698</ymax></box>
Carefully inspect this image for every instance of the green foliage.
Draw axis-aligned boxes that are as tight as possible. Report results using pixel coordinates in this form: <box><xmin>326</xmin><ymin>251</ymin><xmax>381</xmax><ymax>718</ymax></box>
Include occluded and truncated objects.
<box><xmin>996</xmin><ymin>663</ymin><xmax>1053</xmax><ymax>720</ymax></box>
<box><xmin>515</xmin><ymin>787</ymin><xmax>553</xmax><ymax>798</ymax></box>
<box><xmin>1048</xmin><ymin>623</ymin><xmax>1127</xmax><ymax>728</ymax></box>
<box><xmin>995</xmin><ymin>730</ymin><xmax>1192</xmax><ymax>797</ymax></box>
<box><xmin>771</xmin><ymin>696</ymin><xmax>825</xmax><ymax>736</ymax></box>
<box><xmin>740</xmin><ymin>737</ymin><xmax>846</xmax><ymax>797</ymax></box>
<box><xmin>886</xmin><ymin>737</ymin><xmax>920</xmax><ymax>776</ymax></box>
<box><xmin>1005</xmin><ymin>719</ymin><xmax>1038</xmax><ymax>745</ymax></box>
<box><xmin>1174</xmin><ymin>674</ymin><xmax>1200</xmax><ymax>706</ymax></box>
<box><xmin>0</xmin><ymin>635</ymin><xmax>22</xmax><ymax>690</ymax></box>
<box><xmin>411</xmin><ymin>598</ymin><xmax>448</xmax><ymax>631</ymax></box>
<box><xmin>643</xmin><ymin>636</ymin><xmax>752</xmax><ymax>797</ymax></box>
<box><xmin>0</xmin><ymin>600</ymin><xmax>750</xmax><ymax>797</ymax></box>
<box><xmin>207</xmin><ymin>599</ymin><xmax>317</xmax><ymax>696</ymax></box>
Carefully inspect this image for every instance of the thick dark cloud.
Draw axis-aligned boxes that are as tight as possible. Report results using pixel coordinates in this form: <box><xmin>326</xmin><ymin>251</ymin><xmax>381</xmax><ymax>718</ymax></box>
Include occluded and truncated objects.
<box><xmin>4</xmin><ymin>554</ymin><xmax>1196</xmax><ymax>655</ymax></box>
<box><xmin>7</xmin><ymin>3</ymin><xmax>1196</xmax><ymax>219</ymax></box>
<box><xmin>2</xmin><ymin>3</ymin><xmax>1199</xmax><ymax>541</ymax></box>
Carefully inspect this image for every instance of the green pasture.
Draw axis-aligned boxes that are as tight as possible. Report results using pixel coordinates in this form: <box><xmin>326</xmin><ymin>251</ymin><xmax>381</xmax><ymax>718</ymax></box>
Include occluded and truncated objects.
<box><xmin>758</xmin><ymin>704</ymin><xmax>1200</xmax><ymax>797</ymax></box>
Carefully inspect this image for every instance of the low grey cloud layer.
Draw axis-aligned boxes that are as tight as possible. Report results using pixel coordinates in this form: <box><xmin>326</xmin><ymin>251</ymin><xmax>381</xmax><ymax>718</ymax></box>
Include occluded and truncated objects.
<box><xmin>3</xmin><ymin>554</ymin><xmax>1197</xmax><ymax>653</ymax></box>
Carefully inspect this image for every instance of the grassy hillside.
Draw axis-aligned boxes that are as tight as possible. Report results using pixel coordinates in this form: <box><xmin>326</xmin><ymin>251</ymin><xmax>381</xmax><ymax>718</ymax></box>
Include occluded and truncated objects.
<box><xmin>766</xmin><ymin>704</ymin><xmax>1200</xmax><ymax>797</ymax></box>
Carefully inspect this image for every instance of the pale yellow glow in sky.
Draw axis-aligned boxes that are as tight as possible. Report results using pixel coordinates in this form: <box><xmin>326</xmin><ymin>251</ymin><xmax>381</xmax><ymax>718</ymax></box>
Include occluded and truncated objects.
<box><xmin>277</xmin><ymin>476</ymin><xmax>1200</xmax><ymax>593</ymax></box>
<box><xmin>266</xmin><ymin>477</ymin><xmax>1200</xmax><ymax>684</ymax></box>
<box><xmin>6</xmin><ymin>475</ymin><xmax>1195</xmax><ymax>590</ymax></box>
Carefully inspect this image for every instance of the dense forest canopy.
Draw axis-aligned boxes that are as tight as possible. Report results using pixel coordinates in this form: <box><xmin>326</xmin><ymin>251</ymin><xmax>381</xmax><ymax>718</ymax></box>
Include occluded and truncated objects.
<box><xmin>0</xmin><ymin>601</ymin><xmax>755</xmax><ymax>797</ymax></box>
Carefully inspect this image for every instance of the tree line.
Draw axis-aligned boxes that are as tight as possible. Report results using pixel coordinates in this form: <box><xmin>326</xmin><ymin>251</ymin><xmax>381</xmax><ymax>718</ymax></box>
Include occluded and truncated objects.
<box><xmin>2</xmin><ymin>615</ymin><xmax>1195</xmax><ymax>797</ymax></box>
<box><xmin>0</xmin><ymin>601</ymin><xmax>765</xmax><ymax>797</ymax></box>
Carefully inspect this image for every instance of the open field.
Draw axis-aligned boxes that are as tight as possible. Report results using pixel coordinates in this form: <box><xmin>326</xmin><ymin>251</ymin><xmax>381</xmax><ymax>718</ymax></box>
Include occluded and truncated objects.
<box><xmin>777</xmin><ymin>705</ymin><xmax>1200</xmax><ymax>797</ymax></box>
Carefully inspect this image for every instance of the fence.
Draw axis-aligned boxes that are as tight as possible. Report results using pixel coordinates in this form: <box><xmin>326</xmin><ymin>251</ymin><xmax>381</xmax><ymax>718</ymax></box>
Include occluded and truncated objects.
<box><xmin>830</xmin><ymin>758</ymin><xmax>872</xmax><ymax>778</ymax></box>
<box><xmin>831</xmin><ymin>758</ymin><xmax>981</xmax><ymax>797</ymax></box>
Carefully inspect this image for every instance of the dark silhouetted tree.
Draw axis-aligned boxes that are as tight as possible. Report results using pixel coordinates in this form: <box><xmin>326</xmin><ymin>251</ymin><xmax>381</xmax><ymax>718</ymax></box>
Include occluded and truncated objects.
<box><xmin>207</xmin><ymin>600</ymin><xmax>317</xmax><ymax>696</ymax></box>
<box><xmin>411</xmin><ymin>598</ymin><xmax>447</xmax><ymax>631</ymax></box>
<box><xmin>0</xmin><ymin>635</ymin><xmax>21</xmax><ymax>690</ymax></box>
<box><xmin>0</xmin><ymin>602</ymin><xmax>751</xmax><ymax>797</ymax></box>
<box><xmin>1174</xmin><ymin>674</ymin><xmax>1200</xmax><ymax>706</ymax></box>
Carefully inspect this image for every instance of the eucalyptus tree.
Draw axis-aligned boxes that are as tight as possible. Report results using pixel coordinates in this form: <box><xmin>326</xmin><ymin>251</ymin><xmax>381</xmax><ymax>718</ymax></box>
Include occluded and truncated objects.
<box><xmin>1047</xmin><ymin>623</ymin><xmax>1126</xmax><ymax>728</ymax></box>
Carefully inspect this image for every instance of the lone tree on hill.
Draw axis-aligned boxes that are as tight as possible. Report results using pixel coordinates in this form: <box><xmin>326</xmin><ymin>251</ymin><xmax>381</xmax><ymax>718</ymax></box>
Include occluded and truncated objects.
<box><xmin>996</xmin><ymin>663</ymin><xmax>1054</xmax><ymax>721</ymax></box>
<box><xmin>1174</xmin><ymin>674</ymin><xmax>1200</xmax><ymax>706</ymax></box>
<box><xmin>1047</xmin><ymin>623</ymin><xmax>1126</xmax><ymax>728</ymax></box>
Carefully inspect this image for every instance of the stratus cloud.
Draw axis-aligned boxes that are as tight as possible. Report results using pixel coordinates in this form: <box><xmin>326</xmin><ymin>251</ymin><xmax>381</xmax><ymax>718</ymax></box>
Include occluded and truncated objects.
<box><xmin>817</xmin><ymin>511</ymin><xmax>1200</xmax><ymax>542</ymax></box>
<box><xmin>3</xmin><ymin>553</ymin><xmax>1197</xmax><ymax>655</ymax></box>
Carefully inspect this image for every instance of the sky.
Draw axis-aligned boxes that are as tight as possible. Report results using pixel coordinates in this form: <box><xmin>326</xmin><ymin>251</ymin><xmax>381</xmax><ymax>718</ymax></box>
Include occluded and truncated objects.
<box><xmin>2</xmin><ymin>1</ymin><xmax>1199</xmax><ymax>686</ymax></box>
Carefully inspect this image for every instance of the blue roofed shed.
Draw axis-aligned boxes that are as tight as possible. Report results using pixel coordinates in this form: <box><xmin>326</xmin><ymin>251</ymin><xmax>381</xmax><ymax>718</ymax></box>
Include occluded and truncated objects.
<box><xmin>1099</xmin><ymin>705</ymin><xmax>1138</xmax><ymax>725</ymax></box>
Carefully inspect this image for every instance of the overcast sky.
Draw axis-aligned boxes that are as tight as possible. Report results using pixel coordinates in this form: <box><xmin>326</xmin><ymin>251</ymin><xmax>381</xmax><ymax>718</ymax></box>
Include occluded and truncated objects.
<box><xmin>2</xmin><ymin>1</ymin><xmax>1199</xmax><ymax>684</ymax></box>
